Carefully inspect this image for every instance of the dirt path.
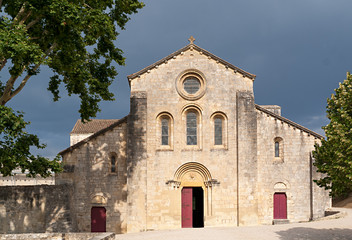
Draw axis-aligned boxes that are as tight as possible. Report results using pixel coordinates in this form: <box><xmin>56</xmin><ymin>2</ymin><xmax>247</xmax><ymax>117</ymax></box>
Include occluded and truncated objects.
<box><xmin>333</xmin><ymin>194</ymin><xmax>352</xmax><ymax>208</ymax></box>
<box><xmin>116</xmin><ymin>208</ymin><xmax>352</xmax><ymax>240</ymax></box>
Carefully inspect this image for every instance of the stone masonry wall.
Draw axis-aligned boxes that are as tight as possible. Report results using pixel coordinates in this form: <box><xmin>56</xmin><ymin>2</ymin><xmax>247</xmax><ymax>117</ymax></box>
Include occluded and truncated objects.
<box><xmin>56</xmin><ymin>43</ymin><xmax>331</xmax><ymax>233</ymax></box>
<box><xmin>236</xmin><ymin>91</ymin><xmax>258</xmax><ymax>226</ymax></box>
<box><xmin>57</xmin><ymin>121</ymin><xmax>128</xmax><ymax>233</ymax></box>
<box><xmin>0</xmin><ymin>232</ymin><xmax>115</xmax><ymax>240</ymax></box>
<box><xmin>0</xmin><ymin>174</ymin><xmax>55</xmax><ymax>186</ymax></box>
<box><xmin>256</xmin><ymin>110</ymin><xmax>330</xmax><ymax>224</ymax></box>
<box><xmin>126</xmin><ymin>91</ymin><xmax>148</xmax><ymax>233</ymax></box>
<box><xmin>312</xmin><ymin>162</ymin><xmax>331</xmax><ymax>218</ymax></box>
<box><xmin>0</xmin><ymin>184</ymin><xmax>74</xmax><ymax>234</ymax></box>
<box><xmin>130</xmin><ymin>48</ymin><xmax>255</xmax><ymax>230</ymax></box>
<box><xmin>70</xmin><ymin>133</ymin><xmax>92</xmax><ymax>146</ymax></box>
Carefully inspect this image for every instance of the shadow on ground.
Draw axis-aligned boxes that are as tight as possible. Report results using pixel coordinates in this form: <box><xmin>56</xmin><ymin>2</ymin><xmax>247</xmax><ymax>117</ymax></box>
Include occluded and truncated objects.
<box><xmin>276</xmin><ymin>227</ymin><xmax>352</xmax><ymax>240</ymax></box>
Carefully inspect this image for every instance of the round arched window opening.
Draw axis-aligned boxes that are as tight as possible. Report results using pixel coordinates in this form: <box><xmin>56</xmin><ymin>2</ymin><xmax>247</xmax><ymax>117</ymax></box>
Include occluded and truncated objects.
<box><xmin>176</xmin><ymin>69</ymin><xmax>206</xmax><ymax>101</ymax></box>
<box><xmin>183</xmin><ymin>77</ymin><xmax>200</xmax><ymax>94</ymax></box>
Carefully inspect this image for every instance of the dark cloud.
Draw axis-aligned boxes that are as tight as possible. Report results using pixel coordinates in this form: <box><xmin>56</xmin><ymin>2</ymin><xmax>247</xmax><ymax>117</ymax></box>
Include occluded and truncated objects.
<box><xmin>4</xmin><ymin>0</ymin><xmax>352</xmax><ymax>157</ymax></box>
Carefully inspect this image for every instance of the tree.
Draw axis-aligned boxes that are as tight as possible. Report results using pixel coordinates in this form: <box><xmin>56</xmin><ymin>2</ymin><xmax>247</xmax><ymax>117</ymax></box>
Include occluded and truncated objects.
<box><xmin>313</xmin><ymin>72</ymin><xmax>352</xmax><ymax>197</ymax></box>
<box><xmin>0</xmin><ymin>0</ymin><xmax>144</xmax><ymax>176</ymax></box>
<box><xmin>0</xmin><ymin>105</ymin><xmax>61</xmax><ymax>177</ymax></box>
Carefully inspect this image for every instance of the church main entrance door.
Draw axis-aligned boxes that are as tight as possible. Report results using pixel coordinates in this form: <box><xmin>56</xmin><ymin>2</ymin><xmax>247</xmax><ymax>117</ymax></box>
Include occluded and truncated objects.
<box><xmin>181</xmin><ymin>187</ymin><xmax>204</xmax><ymax>228</ymax></box>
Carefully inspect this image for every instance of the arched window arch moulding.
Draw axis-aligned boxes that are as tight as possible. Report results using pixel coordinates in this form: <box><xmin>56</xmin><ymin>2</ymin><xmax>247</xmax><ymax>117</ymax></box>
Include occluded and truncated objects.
<box><xmin>90</xmin><ymin>192</ymin><xmax>111</xmax><ymax>206</ymax></box>
<box><xmin>176</xmin><ymin>69</ymin><xmax>207</xmax><ymax>101</ymax></box>
<box><xmin>156</xmin><ymin>112</ymin><xmax>174</xmax><ymax>150</ymax></box>
<box><xmin>165</xmin><ymin>162</ymin><xmax>220</xmax><ymax>189</ymax></box>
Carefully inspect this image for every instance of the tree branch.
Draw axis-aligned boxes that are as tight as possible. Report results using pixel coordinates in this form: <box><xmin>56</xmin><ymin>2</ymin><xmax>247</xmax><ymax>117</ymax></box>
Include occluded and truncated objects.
<box><xmin>0</xmin><ymin>75</ymin><xmax>20</xmax><ymax>105</ymax></box>
<box><xmin>0</xmin><ymin>0</ymin><xmax>3</xmax><ymax>10</ymax></box>
<box><xmin>0</xmin><ymin>58</ymin><xmax>7</xmax><ymax>72</ymax></box>
<box><xmin>6</xmin><ymin>43</ymin><xmax>58</xmax><ymax>104</ymax></box>
<box><xmin>84</xmin><ymin>3</ymin><xmax>93</xmax><ymax>9</ymax></box>
<box><xmin>19</xmin><ymin>10</ymin><xmax>32</xmax><ymax>25</ymax></box>
<box><xmin>25</xmin><ymin>17</ymin><xmax>40</xmax><ymax>30</ymax></box>
<box><xmin>7</xmin><ymin>74</ymin><xmax>33</xmax><ymax>103</ymax></box>
<box><xmin>26</xmin><ymin>17</ymin><xmax>41</xmax><ymax>30</ymax></box>
<box><xmin>13</xmin><ymin>3</ymin><xmax>27</xmax><ymax>25</ymax></box>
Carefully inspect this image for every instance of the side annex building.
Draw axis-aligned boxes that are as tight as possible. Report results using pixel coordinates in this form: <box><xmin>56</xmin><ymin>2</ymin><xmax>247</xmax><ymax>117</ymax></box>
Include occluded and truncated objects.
<box><xmin>57</xmin><ymin>38</ymin><xmax>331</xmax><ymax>233</ymax></box>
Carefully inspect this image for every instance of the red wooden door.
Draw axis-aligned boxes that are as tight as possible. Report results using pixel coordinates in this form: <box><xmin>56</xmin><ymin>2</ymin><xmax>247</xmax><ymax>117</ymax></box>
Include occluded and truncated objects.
<box><xmin>182</xmin><ymin>187</ymin><xmax>193</xmax><ymax>228</ymax></box>
<box><xmin>274</xmin><ymin>193</ymin><xmax>287</xmax><ymax>219</ymax></box>
<box><xmin>91</xmin><ymin>207</ymin><xmax>106</xmax><ymax>232</ymax></box>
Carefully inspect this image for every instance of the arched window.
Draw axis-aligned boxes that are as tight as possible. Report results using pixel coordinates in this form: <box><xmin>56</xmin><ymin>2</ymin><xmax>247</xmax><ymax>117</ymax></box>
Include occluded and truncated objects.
<box><xmin>275</xmin><ymin>141</ymin><xmax>280</xmax><ymax>157</ymax></box>
<box><xmin>161</xmin><ymin>118</ymin><xmax>169</xmax><ymax>145</ymax></box>
<box><xmin>211</xmin><ymin>112</ymin><xmax>227</xmax><ymax>148</ymax></box>
<box><xmin>110</xmin><ymin>155</ymin><xmax>117</xmax><ymax>173</ymax></box>
<box><xmin>187</xmin><ymin>112</ymin><xmax>197</xmax><ymax>145</ymax></box>
<box><xmin>214</xmin><ymin>117</ymin><xmax>223</xmax><ymax>145</ymax></box>
<box><xmin>156</xmin><ymin>112</ymin><xmax>173</xmax><ymax>149</ymax></box>
<box><xmin>182</xmin><ymin>105</ymin><xmax>202</xmax><ymax>149</ymax></box>
<box><xmin>274</xmin><ymin>137</ymin><xmax>284</xmax><ymax>162</ymax></box>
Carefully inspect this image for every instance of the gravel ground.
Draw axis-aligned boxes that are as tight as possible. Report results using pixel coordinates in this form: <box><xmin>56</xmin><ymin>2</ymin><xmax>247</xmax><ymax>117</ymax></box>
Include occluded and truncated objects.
<box><xmin>115</xmin><ymin>208</ymin><xmax>352</xmax><ymax>240</ymax></box>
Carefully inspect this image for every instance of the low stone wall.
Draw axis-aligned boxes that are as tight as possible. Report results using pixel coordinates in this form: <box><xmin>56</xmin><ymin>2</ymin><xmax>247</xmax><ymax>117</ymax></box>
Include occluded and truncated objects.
<box><xmin>0</xmin><ymin>232</ymin><xmax>115</xmax><ymax>240</ymax></box>
<box><xmin>0</xmin><ymin>174</ymin><xmax>55</xmax><ymax>186</ymax></box>
<box><xmin>0</xmin><ymin>184</ymin><xmax>75</xmax><ymax>233</ymax></box>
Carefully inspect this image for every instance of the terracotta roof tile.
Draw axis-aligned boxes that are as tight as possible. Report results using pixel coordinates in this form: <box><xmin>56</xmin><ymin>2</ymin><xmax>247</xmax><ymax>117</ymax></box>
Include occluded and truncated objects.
<box><xmin>60</xmin><ymin>116</ymin><xmax>128</xmax><ymax>155</ymax></box>
<box><xmin>71</xmin><ymin>119</ymin><xmax>120</xmax><ymax>134</ymax></box>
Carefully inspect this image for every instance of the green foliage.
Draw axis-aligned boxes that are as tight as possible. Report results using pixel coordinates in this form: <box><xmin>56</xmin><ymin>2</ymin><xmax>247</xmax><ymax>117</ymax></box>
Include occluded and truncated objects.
<box><xmin>0</xmin><ymin>105</ymin><xmax>62</xmax><ymax>177</ymax></box>
<box><xmin>313</xmin><ymin>72</ymin><xmax>352</xmax><ymax>197</ymax></box>
<box><xmin>0</xmin><ymin>0</ymin><xmax>143</xmax><ymax>176</ymax></box>
<box><xmin>0</xmin><ymin>0</ymin><xmax>144</xmax><ymax>120</ymax></box>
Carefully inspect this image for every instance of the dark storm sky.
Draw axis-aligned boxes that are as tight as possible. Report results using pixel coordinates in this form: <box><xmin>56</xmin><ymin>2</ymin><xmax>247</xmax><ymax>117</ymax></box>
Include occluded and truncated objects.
<box><xmin>5</xmin><ymin>0</ymin><xmax>352</xmax><ymax>158</ymax></box>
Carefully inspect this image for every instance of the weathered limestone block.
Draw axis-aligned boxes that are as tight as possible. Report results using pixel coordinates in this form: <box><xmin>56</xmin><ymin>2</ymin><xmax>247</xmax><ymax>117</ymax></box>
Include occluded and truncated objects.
<box><xmin>0</xmin><ymin>185</ymin><xmax>74</xmax><ymax>234</ymax></box>
<box><xmin>126</xmin><ymin>91</ymin><xmax>148</xmax><ymax>232</ymax></box>
<box><xmin>236</xmin><ymin>91</ymin><xmax>258</xmax><ymax>226</ymax></box>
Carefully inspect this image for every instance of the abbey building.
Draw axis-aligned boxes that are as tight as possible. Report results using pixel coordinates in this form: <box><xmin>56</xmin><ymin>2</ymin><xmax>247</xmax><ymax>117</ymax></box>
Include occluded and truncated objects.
<box><xmin>57</xmin><ymin>37</ymin><xmax>331</xmax><ymax>233</ymax></box>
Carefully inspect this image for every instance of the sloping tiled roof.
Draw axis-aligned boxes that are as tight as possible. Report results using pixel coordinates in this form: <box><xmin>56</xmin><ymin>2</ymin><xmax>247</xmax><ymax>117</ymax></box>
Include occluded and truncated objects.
<box><xmin>255</xmin><ymin>104</ymin><xmax>324</xmax><ymax>139</ymax></box>
<box><xmin>60</xmin><ymin>116</ymin><xmax>128</xmax><ymax>155</ymax></box>
<box><xmin>71</xmin><ymin>119</ymin><xmax>120</xmax><ymax>134</ymax></box>
<box><xmin>127</xmin><ymin>43</ymin><xmax>256</xmax><ymax>81</ymax></box>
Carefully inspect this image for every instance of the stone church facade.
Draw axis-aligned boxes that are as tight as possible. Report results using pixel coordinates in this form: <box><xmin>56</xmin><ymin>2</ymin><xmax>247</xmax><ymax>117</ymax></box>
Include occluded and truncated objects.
<box><xmin>57</xmin><ymin>38</ymin><xmax>331</xmax><ymax>233</ymax></box>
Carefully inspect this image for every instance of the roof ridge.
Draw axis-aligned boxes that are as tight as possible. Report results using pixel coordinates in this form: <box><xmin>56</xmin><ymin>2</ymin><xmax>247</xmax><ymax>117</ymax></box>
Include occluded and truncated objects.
<box><xmin>71</xmin><ymin>118</ymin><xmax>120</xmax><ymax>134</ymax></box>
<box><xmin>60</xmin><ymin>116</ymin><xmax>128</xmax><ymax>155</ymax></box>
<box><xmin>255</xmin><ymin>104</ymin><xmax>323</xmax><ymax>139</ymax></box>
<box><xmin>127</xmin><ymin>43</ymin><xmax>256</xmax><ymax>81</ymax></box>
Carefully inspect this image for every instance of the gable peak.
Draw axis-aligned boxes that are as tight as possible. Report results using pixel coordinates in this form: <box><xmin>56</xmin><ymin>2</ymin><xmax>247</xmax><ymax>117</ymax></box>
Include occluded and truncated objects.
<box><xmin>127</xmin><ymin>39</ymin><xmax>256</xmax><ymax>81</ymax></box>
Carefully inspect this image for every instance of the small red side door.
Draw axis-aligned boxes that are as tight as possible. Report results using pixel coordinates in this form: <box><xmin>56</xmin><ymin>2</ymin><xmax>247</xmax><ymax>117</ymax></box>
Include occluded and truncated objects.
<box><xmin>274</xmin><ymin>193</ymin><xmax>287</xmax><ymax>219</ymax></box>
<box><xmin>91</xmin><ymin>207</ymin><xmax>106</xmax><ymax>232</ymax></box>
<box><xmin>182</xmin><ymin>187</ymin><xmax>193</xmax><ymax>228</ymax></box>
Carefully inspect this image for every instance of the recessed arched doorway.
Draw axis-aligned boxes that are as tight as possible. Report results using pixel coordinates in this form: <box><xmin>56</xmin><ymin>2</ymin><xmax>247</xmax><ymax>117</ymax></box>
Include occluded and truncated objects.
<box><xmin>171</xmin><ymin>162</ymin><xmax>216</xmax><ymax>228</ymax></box>
<box><xmin>181</xmin><ymin>187</ymin><xmax>204</xmax><ymax>228</ymax></box>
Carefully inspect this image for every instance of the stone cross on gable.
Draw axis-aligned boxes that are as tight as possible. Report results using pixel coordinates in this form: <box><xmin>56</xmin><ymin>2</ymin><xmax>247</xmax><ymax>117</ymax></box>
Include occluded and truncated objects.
<box><xmin>188</xmin><ymin>36</ymin><xmax>195</xmax><ymax>44</ymax></box>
